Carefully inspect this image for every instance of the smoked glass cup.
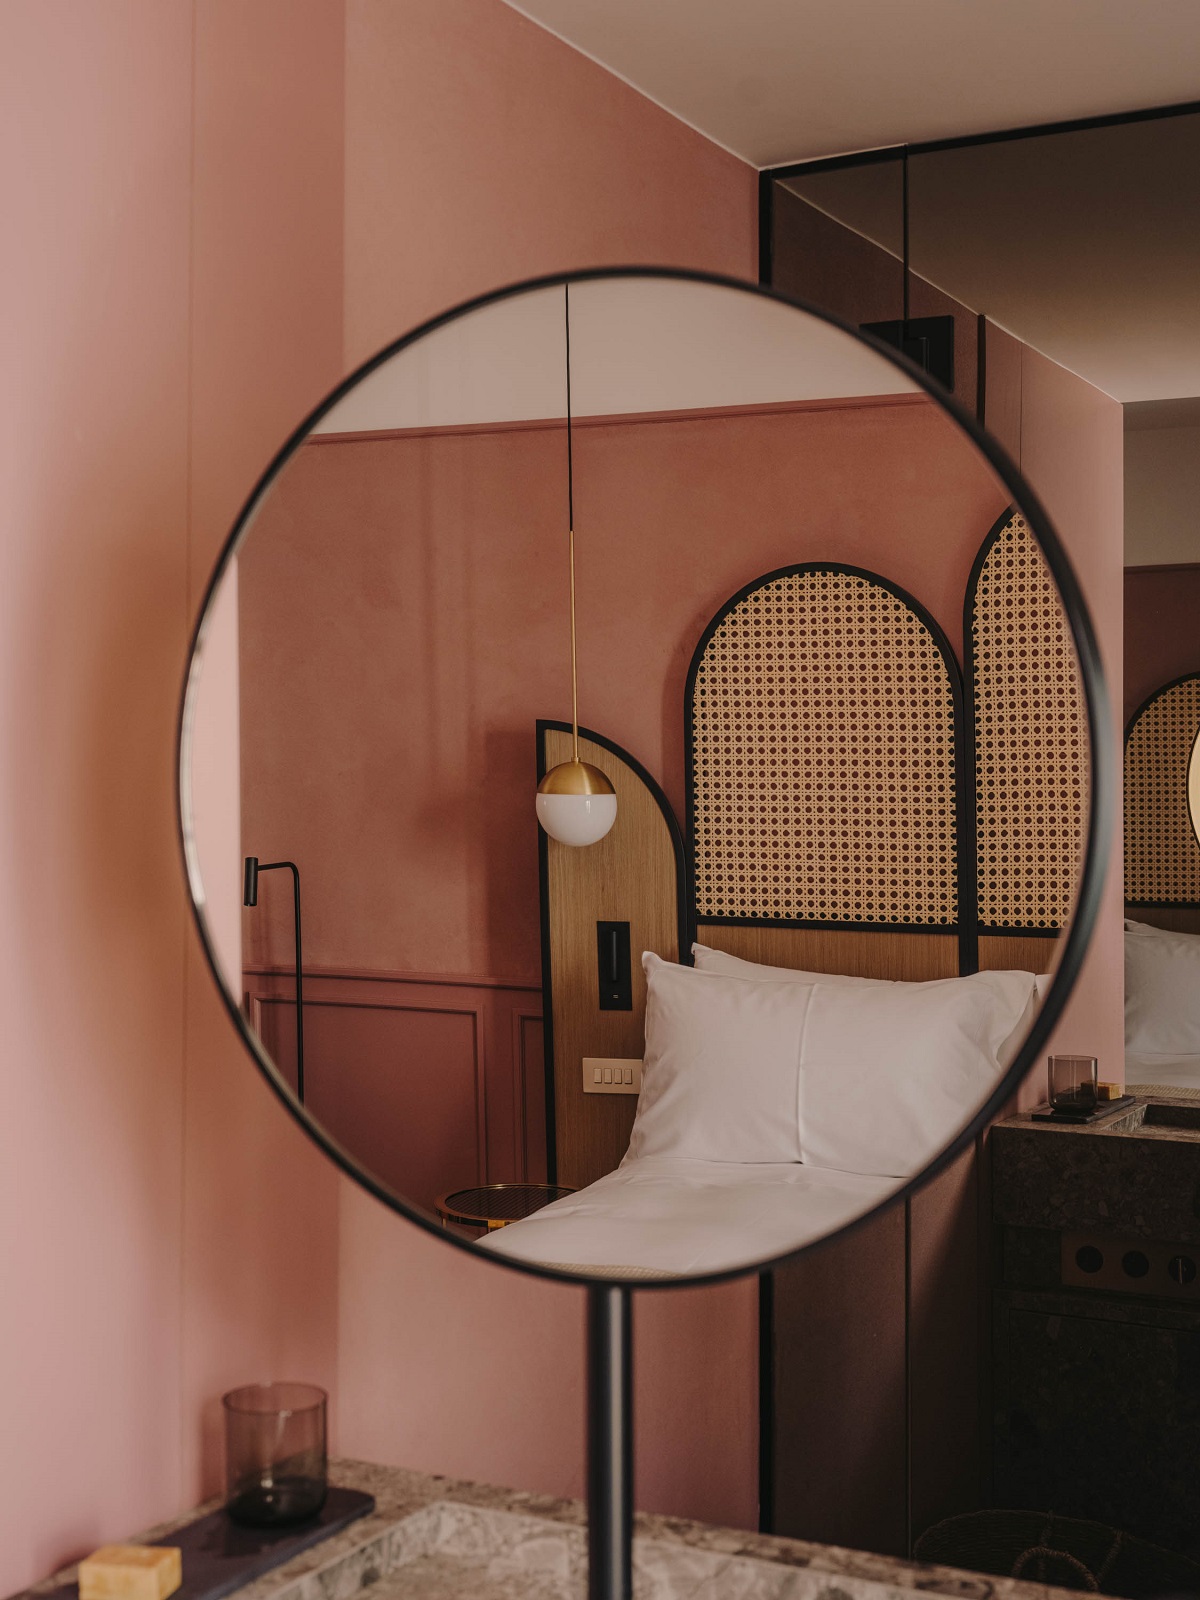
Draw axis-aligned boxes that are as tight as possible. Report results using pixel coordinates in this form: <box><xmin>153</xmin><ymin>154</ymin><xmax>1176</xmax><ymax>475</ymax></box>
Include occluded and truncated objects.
<box><xmin>223</xmin><ymin>1381</ymin><xmax>328</xmax><ymax>1525</ymax></box>
<box><xmin>1048</xmin><ymin>1054</ymin><xmax>1099</xmax><ymax>1114</ymax></box>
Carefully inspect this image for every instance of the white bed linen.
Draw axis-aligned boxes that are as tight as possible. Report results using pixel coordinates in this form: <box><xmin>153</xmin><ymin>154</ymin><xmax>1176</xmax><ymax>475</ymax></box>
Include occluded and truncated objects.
<box><xmin>480</xmin><ymin>1155</ymin><xmax>898</xmax><ymax>1277</ymax></box>
<box><xmin>1126</xmin><ymin>1052</ymin><xmax>1200</xmax><ymax>1090</ymax></box>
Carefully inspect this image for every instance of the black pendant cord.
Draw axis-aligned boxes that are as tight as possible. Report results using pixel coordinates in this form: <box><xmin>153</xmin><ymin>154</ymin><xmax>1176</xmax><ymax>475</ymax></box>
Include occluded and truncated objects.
<box><xmin>565</xmin><ymin>281</ymin><xmax>574</xmax><ymax>529</ymax></box>
<box><xmin>564</xmin><ymin>282</ymin><xmax>581</xmax><ymax>760</ymax></box>
<box><xmin>902</xmin><ymin>144</ymin><xmax>910</xmax><ymax>331</ymax></box>
<box><xmin>588</xmin><ymin>1284</ymin><xmax>634</xmax><ymax>1600</ymax></box>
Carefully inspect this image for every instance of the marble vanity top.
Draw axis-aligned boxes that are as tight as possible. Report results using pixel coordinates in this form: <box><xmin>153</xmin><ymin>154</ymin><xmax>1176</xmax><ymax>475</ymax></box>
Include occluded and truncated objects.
<box><xmin>27</xmin><ymin>1458</ymin><xmax>1081</xmax><ymax>1600</ymax></box>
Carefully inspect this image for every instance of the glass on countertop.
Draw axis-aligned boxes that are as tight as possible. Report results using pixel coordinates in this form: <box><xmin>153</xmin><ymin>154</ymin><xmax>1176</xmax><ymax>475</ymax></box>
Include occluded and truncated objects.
<box><xmin>1048</xmin><ymin>1054</ymin><xmax>1099</xmax><ymax>1115</ymax></box>
<box><xmin>223</xmin><ymin>1381</ymin><xmax>327</xmax><ymax>1526</ymax></box>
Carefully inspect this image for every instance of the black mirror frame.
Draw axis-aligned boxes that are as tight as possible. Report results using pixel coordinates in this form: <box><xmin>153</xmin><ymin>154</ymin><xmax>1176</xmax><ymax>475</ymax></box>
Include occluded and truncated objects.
<box><xmin>176</xmin><ymin>264</ymin><xmax>1114</xmax><ymax>1294</ymax></box>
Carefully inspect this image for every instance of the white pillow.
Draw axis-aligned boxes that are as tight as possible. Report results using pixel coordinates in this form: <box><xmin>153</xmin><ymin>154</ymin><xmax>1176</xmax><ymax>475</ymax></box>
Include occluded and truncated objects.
<box><xmin>1125</xmin><ymin>919</ymin><xmax>1200</xmax><ymax>1056</ymax></box>
<box><xmin>797</xmin><ymin>968</ymin><xmax>1038</xmax><ymax>1178</ymax></box>
<box><xmin>693</xmin><ymin>940</ymin><xmax>1047</xmax><ymax>1049</ymax></box>
<box><xmin>693</xmin><ymin>941</ymin><xmax>881</xmax><ymax>987</ymax></box>
<box><xmin>626</xmin><ymin>954</ymin><xmax>813</xmax><ymax>1163</ymax></box>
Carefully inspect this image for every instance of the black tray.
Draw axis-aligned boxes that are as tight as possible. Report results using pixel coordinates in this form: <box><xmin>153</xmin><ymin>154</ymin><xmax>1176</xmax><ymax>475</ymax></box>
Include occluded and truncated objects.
<box><xmin>47</xmin><ymin>1486</ymin><xmax>375</xmax><ymax>1600</ymax></box>
<box><xmin>1029</xmin><ymin>1095</ymin><xmax>1135</xmax><ymax>1124</ymax></box>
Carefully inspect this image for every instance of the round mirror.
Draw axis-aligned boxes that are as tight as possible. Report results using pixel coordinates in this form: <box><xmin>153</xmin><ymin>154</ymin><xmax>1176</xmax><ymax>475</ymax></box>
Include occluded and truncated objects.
<box><xmin>179</xmin><ymin>268</ymin><xmax>1109</xmax><ymax>1288</ymax></box>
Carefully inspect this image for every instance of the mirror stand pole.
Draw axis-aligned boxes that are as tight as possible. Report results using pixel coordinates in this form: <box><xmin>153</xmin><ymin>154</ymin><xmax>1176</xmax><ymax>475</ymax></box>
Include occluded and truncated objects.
<box><xmin>587</xmin><ymin>1282</ymin><xmax>633</xmax><ymax>1600</ymax></box>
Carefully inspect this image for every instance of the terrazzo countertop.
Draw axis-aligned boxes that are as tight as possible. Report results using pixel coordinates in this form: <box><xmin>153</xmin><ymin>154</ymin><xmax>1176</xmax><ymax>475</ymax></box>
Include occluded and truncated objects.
<box><xmin>27</xmin><ymin>1457</ymin><xmax>1081</xmax><ymax>1600</ymax></box>
<box><xmin>992</xmin><ymin>1095</ymin><xmax>1200</xmax><ymax>1241</ymax></box>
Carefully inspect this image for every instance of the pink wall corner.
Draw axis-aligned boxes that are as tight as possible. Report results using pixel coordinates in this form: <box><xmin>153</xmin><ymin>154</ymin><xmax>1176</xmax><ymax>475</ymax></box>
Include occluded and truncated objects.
<box><xmin>341</xmin><ymin>0</ymin><xmax>758</xmax><ymax>369</ymax></box>
<box><xmin>335</xmin><ymin>1188</ymin><xmax>760</xmax><ymax>1529</ymax></box>
<box><xmin>1018</xmin><ymin>340</ymin><xmax>1126</xmax><ymax>1096</ymax></box>
<box><xmin>336</xmin><ymin>1185</ymin><xmax>587</xmax><ymax>1497</ymax></box>
<box><xmin>0</xmin><ymin>6</ymin><xmax>193</xmax><ymax>1589</ymax></box>
<box><xmin>330</xmin><ymin>0</ymin><xmax>762</xmax><ymax>1532</ymax></box>
<box><xmin>181</xmin><ymin>0</ymin><xmax>348</xmax><ymax>1501</ymax></box>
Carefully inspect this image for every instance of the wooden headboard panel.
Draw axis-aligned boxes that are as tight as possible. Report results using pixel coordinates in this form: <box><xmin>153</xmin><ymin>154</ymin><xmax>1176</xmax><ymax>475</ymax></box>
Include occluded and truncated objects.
<box><xmin>686</xmin><ymin>563</ymin><xmax>965</xmax><ymax>981</ymax></box>
<box><xmin>537</xmin><ymin>722</ymin><xmax>685</xmax><ymax>1189</ymax></box>
<box><xmin>966</xmin><ymin>508</ymin><xmax>1083</xmax><ymax>977</ymax></box>
<box><xmin>1125</xmin><ymin>673</ymin><xmax>1200</xmax><ymax>935</ymax></box>
<box><xmin>540</xmin><ymin>518</ymin><xmax>1092</xmax><ymax>1183</ymax></box>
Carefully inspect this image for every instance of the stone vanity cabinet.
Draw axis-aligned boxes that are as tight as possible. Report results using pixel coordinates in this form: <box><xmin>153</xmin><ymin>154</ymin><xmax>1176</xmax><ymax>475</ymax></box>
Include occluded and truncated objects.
<box><xmin>991</xmin><ymin>1099</ymin><xmax>1200</xmax><ymax>1555</ymax></box>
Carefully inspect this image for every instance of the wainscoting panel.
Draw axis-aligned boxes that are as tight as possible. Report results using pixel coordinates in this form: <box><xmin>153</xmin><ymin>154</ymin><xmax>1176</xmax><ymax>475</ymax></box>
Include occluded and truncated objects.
<box><xmin>247</xmin><ymin>966</ymin><xmax>544</xmax><ymax>1217</ymax></box>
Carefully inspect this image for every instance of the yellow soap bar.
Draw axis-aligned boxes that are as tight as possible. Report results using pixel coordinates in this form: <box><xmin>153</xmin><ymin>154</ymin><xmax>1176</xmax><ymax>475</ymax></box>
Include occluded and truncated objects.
<box><xmin>78</xmin><ymin>1545</ymin><xmax>181</xmax><ymax>1600</ymax></box>
<box><xmin>1097</xmin><ymin>1081</ymin><xmax>1122</xmax><ymax>1102</ymax></box>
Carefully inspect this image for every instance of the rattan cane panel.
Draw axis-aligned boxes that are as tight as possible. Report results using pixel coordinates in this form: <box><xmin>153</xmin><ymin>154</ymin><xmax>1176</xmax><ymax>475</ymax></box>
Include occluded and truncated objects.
<box><xmin>971</xmin><ymin>512</ymin><xmax>1086</xmax><ymax>931</ymax></box>
<box><xmin>1124</xmin><ymin>677</ymin><xmax>1200</xmax><ymax>906</ymax></box>
<box><xmin>690</xmin><ymin>569</ymin><xmax>958</xmax><ymax>925</ymax></box>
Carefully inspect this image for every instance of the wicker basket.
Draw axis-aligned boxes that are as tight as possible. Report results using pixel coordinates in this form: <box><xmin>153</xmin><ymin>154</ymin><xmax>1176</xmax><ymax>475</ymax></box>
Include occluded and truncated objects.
<box><xmin>914</xmin><ymin>1510</ymin><xmax>1200</xmax><ymax>1598</ymax></box>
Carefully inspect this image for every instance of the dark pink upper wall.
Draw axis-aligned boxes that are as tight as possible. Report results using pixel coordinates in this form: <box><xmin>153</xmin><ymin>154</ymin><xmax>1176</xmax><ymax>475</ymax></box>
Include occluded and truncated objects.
<box><xmin>1124</xmin><ymin>565</ymin><xmax>1200</xmax><ymax>725</ymax></box>
<box><xmin>239</xmin><ymin>399</ymin><xmax>1007</xmax><ymax>982</ymax></box>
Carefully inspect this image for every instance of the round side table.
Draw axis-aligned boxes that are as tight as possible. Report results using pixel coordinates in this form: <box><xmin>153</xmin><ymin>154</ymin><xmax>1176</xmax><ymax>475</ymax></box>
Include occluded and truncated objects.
<box><xmin>435</xmin><ymin>1182</ymin><xmax>576</xmax><ymax>1232</ymax></box>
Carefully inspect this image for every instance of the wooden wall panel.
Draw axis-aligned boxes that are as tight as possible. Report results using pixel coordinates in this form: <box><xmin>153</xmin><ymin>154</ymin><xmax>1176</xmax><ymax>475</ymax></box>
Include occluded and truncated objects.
<box><xmin>699</xmin><ymin>924</ymin><xmax>958</xmax><ymax>981</ymax></box>
<box><xmin>248</xmin><ymin>967</ymin><xmax>542</xmax><ymax>1215</ymax></box>
<box><xmin>770</xmin><ymin>1203</ymin><xmax>909</xmax><ymax>1556</ymax></box>
<box><xmin>977</xmin><ymin>934</ymin><xmax>1058</xmax><ymax>975</ymax></box>
<box><xmin>908</xmin><ymin>1150</ymin><xmax>983</xmax><ymax>1539</ymax></box>
<box><xmin>1127</xmin><ymin>906</ymin><xmax>1200</xmax><ymax>935</ymax></box>
<box><xmin>543</xmin><ymin>726</ymin><xmax>681</xmax><ymax>1189</ymax></box>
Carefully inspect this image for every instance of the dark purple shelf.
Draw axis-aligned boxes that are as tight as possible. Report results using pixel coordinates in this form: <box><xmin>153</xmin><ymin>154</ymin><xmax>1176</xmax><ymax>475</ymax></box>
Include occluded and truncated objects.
<box><xmin>45</xmin><ymin>1487</ymin><xmax>375</xmax><ymax>1600</ymax></box>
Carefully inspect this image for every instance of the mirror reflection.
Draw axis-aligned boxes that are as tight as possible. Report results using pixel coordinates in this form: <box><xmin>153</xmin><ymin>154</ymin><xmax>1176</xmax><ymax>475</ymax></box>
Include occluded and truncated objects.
<box><xmin>769</xmin><ymin>104</ymin><xmax>1200</xmax><ymax>1572</ymax></box>
<box><xmin>184</xmin><ymin>271</ymin><xmax>1091</xmax><ymax>1286</ymax></box>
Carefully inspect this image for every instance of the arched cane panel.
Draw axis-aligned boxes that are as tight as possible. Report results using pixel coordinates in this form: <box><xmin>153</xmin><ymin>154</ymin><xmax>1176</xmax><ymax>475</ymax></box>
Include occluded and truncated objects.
<box><xmin>1125</xmin><ymin>674</ymin><xmax>1200</xmax><ymax>907</ymax></box>
<box><xmin>686</xmin><ymin>565</ymin><xmax>960</xmax><ymax>927</ymax></box>
<box><xmin>968</xmin><ymin>509</ymin><xmax>1086</xmax><ymax>933</ymax></box>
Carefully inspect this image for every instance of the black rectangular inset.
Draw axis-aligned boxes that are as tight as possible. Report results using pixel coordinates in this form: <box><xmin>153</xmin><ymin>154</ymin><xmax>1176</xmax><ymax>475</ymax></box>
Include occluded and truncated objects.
<box><xmin>597</xmin><ymin>920</ymin><xmax>632</xmax><ymax>1010</ymax></box>
<box><xmin>861</xmin><ymin>314</ymin><xmax>955</xmax><ymax>392</ymax></box>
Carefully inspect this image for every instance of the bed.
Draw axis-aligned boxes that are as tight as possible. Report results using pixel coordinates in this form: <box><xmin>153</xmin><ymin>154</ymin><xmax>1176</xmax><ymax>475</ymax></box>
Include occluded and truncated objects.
<box><xmin>484</xmin><ymin>1157</ymin><xmax>900</xmax><ymax>1278</ymax></box>
<box><xmin>511</xmin><ymin>511</ymin><xmax>1068</xmax><ymax>1277</ymax></box>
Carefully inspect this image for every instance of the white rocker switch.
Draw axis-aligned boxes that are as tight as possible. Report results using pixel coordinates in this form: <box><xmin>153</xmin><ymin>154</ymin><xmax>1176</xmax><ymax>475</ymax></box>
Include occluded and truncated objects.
<box><xmin>583</xmin><ymin>1056</ymin><xmax>642</xmax><ymax>1095</ymax></box>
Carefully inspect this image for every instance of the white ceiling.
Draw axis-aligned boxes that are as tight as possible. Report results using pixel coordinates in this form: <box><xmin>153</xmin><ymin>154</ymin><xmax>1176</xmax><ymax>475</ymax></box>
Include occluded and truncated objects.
<box><xmin>503</xmin><ymin>0</ymin><xmax>1200</xmax><ymax>168</ymax></box>
<box><xmin>316</xmin><ymin>278</ymin><xmax>916</xmax><ymax>433</ymax></box>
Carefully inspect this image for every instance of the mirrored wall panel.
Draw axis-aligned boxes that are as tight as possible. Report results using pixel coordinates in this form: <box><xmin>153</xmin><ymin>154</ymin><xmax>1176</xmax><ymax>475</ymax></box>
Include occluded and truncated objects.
<box><xmin>767</xmin><ymin>104</ymin><xmax>1200</xmax><ymax>1567</ymax></box>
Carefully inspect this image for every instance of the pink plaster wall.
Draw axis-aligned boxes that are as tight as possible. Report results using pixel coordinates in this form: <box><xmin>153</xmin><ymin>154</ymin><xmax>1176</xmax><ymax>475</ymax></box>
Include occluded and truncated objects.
<box><xmin>181</xmin><ymin>0</ymin><xmax>346</xmax><ymax>1507</ymax></box>
<box><xmin>1</xmin><ymin>3</ymin><xmax>345</xmax><ymax>1586</ymax></box>
<box><xmin>333</xmin><ymin>0</ymin><xmax>762</xmax><ymax>1528</ymax></box>
<box><xmin>0</xmin><ymin>9</ymin><xmax>192</xmax><ymax>1585</ymax></box>
<box><xmin>240</xmin><ymin>400</ymin><xmax>1005</xmax><ymax>983</ymax></box>
<box><xmin>1</xmin><ymin>1</ymin><xmax>764</xmax><ymax>1583</ymax></box>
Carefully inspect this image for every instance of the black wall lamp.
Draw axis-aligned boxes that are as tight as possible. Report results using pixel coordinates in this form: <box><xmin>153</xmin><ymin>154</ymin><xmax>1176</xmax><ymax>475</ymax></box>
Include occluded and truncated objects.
<box><xmin>243</xmin><ymin>856</ymin><xmax>305</xmax><ymax>1103</ymax></box>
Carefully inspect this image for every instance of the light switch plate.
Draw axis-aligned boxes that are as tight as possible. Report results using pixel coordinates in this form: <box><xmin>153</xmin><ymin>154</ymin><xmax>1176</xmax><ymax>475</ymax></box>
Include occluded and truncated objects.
<box><xmin>583</xmin><ymin>1056</ymin><xmax>642</xmax><ymax>1095</ymax></box>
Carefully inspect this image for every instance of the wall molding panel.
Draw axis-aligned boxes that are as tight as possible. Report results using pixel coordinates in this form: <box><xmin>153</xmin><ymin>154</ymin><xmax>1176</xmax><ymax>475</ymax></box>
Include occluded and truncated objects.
<box><xmin>246</xmin><ymin>966</ymin><xmax>544</xmax><ymax>1215</ymax></box>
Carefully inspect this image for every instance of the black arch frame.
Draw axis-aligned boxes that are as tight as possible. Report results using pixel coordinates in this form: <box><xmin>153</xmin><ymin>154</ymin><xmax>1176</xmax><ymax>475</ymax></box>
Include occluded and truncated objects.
<box><xmin>682</xmin><ymin>559</ymin><xmax>972</xmax><ymax>972</ymax></box>
<box><xmin>1124</xmin><ymin>671</ymin><xmax>1200</xmax><ymax>912</ymax></box>
<box><xmin>176</xmin><ymin>263</ymin><xmax>1113</xmax><ymax>1296</ymax></box>
<box><xmin>962</xmin><ymin>503</ymin><xmax>1079</xmax><ymax>942</ymax></box>
<box><xmin>535</xmin><ymin>716</ymin><xmax>690</xmax><ymax>1186</ymax></box>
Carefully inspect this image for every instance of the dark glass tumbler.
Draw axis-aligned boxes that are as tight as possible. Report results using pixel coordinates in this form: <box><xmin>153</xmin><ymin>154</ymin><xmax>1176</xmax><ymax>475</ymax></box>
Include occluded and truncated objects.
<box><xmin>1048</xmin><ymin>1054</ymin><xmax>1099</xmax><ymax>1114</ymax></box>
<box><xmin>223</xmin><ymin>1381</ymin><xmax>328</xmax><ymax>1526</ymax></box>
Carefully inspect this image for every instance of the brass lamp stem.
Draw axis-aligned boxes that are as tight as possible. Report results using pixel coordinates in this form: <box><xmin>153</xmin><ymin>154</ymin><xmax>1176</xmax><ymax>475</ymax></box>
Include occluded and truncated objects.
<box><xmin>570</xmin><ymin>523</ymin><xmax>579</xmax><ymax>762</ymax></box>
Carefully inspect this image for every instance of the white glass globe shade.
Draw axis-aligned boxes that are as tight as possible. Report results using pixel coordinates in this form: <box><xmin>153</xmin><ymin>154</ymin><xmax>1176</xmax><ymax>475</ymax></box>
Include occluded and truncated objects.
<box><xmin>536</xmin><ymin>789</ymin><xmax>618</xmax><ymax>847</ymax></box>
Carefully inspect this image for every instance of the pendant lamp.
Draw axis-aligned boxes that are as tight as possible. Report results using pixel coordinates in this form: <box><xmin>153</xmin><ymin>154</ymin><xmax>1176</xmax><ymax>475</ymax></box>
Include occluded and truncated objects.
<box><xmin>536</xmin><ymin>285</ymin><xmax>617</xmax><ymax>848</ymax></box>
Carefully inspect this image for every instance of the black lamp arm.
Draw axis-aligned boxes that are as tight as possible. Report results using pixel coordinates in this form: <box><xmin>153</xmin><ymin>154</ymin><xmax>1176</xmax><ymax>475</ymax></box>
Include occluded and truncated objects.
<box><xmin>242</xmin><ymin>855</ymin><xmax>305</xmax><ymax>1104</ymax></box>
